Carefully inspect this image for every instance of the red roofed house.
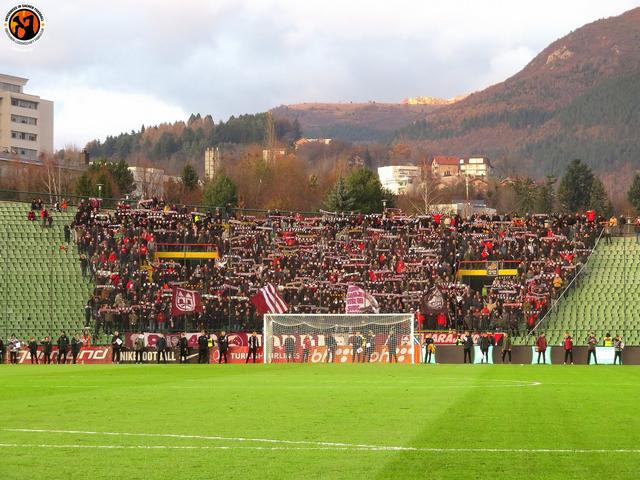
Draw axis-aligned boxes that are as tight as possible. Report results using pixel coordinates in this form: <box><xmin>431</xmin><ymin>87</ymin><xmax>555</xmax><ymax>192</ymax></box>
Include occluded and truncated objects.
<box><xmin>431</xmin><ymin>156</ymin><xmax>462</xmax><ymax>177</ymax></box>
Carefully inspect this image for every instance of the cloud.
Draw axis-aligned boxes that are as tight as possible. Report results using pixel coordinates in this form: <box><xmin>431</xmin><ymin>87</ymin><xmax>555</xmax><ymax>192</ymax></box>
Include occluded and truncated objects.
<box><xmin>0</xmin><ymin>0</ymin><xmax>637</xmax><ymax>148</ymax></box>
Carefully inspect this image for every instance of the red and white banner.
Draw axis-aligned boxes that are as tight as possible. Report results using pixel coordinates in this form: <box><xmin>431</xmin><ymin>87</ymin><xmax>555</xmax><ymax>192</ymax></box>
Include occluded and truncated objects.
<box><xmin>171</xmin><ymin>287</ymin><xmax>203</xmax><ymax>317</ymax></box>
<box><xmin>250</xmin><ymin>283</ymin><xmax>288</xmax><ymax>314</ymax></box>
<box><xmin>345</xmin><ymin>284</ymin><xmax>379</xmax><ymax>314</ymax></box>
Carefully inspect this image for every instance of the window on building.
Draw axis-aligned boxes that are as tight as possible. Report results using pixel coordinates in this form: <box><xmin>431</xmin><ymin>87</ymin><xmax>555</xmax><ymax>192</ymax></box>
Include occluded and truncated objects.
<box><xmin>0</xmin><ymin>82</ymin><xmax>22</xmax><ymax>93</ymax></box>
<box><xmin>11</xmin><ymin>114</ymin><xmax>37</xmax><ymax>125</ymax></box>
<box><xmin>11</xmin><ymin>130</ymin><xmax>37</xmax><ymax>141</ymax></box>
<box><xmin>11</xmin><ymin>98</ymin><xmax>38</xmax><ymax>109</ymax></box>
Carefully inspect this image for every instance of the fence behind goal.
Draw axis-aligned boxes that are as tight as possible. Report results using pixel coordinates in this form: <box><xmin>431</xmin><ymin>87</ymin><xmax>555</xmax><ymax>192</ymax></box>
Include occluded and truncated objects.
<box><xmin>263</xmin><ymin>314</ymin><xmax>415</xmax><ymax>364</ymax></box>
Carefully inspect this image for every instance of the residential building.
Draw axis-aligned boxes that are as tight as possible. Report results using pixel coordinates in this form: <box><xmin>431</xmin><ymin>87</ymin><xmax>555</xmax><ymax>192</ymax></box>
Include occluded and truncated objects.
<box><xmin>461</xmin><ymin>157</ymin><xmax>492</xmax><ymax>177</ymax></box>
<box><xmin>377</xmin><ymin>165</ymin><xmax>421</xmax><ymax>195</ymax></box>
<box><xmin>431</xmin><ymin>156</ymin><xmax>461</xmax><ymax>177</ymax></box>
<box><xmin>0</xmin><ymin>73</ymin><xmax>53</xmax><ymax>160</ymax></box>
<box><xmin>294</xmin><ymin>138</ymin><xmax>332</xmax><ymax>149</ymax></box>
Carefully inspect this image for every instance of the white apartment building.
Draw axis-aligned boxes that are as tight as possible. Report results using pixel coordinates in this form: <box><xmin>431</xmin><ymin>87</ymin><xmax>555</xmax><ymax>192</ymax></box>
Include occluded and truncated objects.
<box><xmin>461</xmin><ymin>157</ymin><xmax>492</xmax><ymax>177</ymax></box>
<box><xmin>0</xmin><ymin>73</ymin><xmax>53</xmax><ymax>160</ymax></box>
<box><xmin>377</xmin><ymin>165</ymin><xmax>421</xmax><ymax>195</ymax></box>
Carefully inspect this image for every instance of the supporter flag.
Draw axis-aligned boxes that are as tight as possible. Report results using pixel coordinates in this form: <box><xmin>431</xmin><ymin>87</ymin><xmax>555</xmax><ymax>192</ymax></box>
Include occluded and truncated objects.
<box><xmin>251</xmin><ymin>283</ymin><xmax>289</xmax><ymax>315</ymax></box>
<box><xmin>171</xmin><ymin>287</ymin><xmax>203</xmax><ymax>317</ymax></box>
<box><xmin>345</xmin><ymin>284</ymin><xmax>380</xmax><ymax>314</ymax></box>
<box><xmin>421</xmin><ymin>287</ymin><xmax>446</xmax><ymax>315</ymax></box>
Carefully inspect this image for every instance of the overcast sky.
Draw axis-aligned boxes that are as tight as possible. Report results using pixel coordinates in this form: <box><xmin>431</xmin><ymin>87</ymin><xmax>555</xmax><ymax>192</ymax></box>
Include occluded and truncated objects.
<box><xmin>1</xmin><ymin>0</ymin><xmax>638</xmax><ymax>149</ymax></box>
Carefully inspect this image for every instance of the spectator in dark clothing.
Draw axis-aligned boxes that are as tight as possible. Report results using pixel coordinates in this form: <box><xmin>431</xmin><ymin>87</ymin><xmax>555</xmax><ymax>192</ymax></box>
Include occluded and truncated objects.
<box><xmin>463</xmin><ymin>332</ymin><xmax>473</xmax><ymax>364</ymax></box>
<box><xmin>246</xmin><ymin>331</ymin><xmax>259</xmax><ymax>364</ymax></box>
<box><xmin>134</xmin><ymin>335</ymin><xmax>144</xmax><ymax>364</ymax></box>
<box><xmin>197</xmin><ymin>331</ymin><xmax>209</xmax><ymax>364</ymax></box>
<box><xmin>57</xmin><ymin>331</ymin><xmax>69</xmax><ymax>364</ymax></box>
<box><xmin>218</xmin><ymin>331</ymin><xmax>229</xmax><ymax>364</ymax></box>
<box><xmin>64</xmin><ymin>225</ymin><xmax>71</xmax><ymax>243</ymax></box>
<box><xmin>156</xmin><ymin>335</ymin><xmax>168</xmax><ymax>364</ymax></box>
<box><xmin>28</xmin><ymin>337</ymin><xmax>39</xmax><ymax>364</ymax></box>
<box><xmin>587</xmin><ymin>332</ymin><xmax>598</xmax><ymax>365</ymax></box>
<box><xmin>479</xmin><ymin>333</ymin><xmax>490</xmax><ymax>364</ymax></box>
<box><xmin>71</xmin><ymin>335</ymin><xmax>82</xmax><ymax>364</ymax></box>
<box><xmin>178</xmin><ymin>333</ymin><xmax>189</xmax><ymax>363</ymax></box>
<box><xmin>0</xmin><ymin>338</ymin><xmax>4</xmax><ymax>364</ymax></box>
<box><xmin>41</xmin><ymin>336</ymin><xmax>52</xmax><ymax>364</ymax></box>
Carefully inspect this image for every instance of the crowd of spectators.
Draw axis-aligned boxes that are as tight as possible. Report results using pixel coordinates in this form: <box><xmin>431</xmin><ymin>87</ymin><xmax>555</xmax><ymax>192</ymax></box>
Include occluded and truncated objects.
<box><xmin>69</xmin><ymin>197</ymin><xmax>602</xmax><ymax>337</ymax></box>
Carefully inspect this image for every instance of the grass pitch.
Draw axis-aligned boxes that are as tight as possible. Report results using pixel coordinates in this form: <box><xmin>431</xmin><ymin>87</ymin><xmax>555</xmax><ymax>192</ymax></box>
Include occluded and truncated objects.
<box><xmin>1</xmin><ymin>364</ymin><xmax>639</xmax><ymax>479</ymax></box>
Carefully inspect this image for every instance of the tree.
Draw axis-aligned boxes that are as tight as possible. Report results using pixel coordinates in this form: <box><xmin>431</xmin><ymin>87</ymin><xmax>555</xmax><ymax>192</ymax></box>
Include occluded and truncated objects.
<box><xmin>589</xmin><ymin>177</ymin><xmax>613</xmax><ymax>217</ymax></box>
<box><xmin>558</xmin><ymin>159</ymin><xmax>594</xmax><ymax>212</ymax></box>
<box><xmin>323</xmin><ymin>177</ymin><xmax>355</xmax><ymax>212</ymax></box>
<box><xmin>344</xmin><ymin>167</ymin><xmax>393</xmax><ymax>213</ymax></box>
<box><xmin>535</xmin><ymin>176</ymin><xmax>556</xmax><ymax>213</ymax></box>
<box><xmin>627</xmin><ymin>173</ymin><xmax>640</xmax><ymax>213</ymax></box>
<box><xmin>181</xmin><ymin>164</ymin><xmax>199</xmax><ymax>191</ymax></box>
<box><xmin>109</xmin><ymin>159</ymin><xmax>135</xmax><ymax>195</ymax></box>
<box><xmin>512</xmin><ymin>177</ymin><xmax>537</xmax><ymax>214</ymax></box>
<box><xmin>203</xmin><ymin>174</ymin><xmax>238</xmax><ymax>207</ymax></box>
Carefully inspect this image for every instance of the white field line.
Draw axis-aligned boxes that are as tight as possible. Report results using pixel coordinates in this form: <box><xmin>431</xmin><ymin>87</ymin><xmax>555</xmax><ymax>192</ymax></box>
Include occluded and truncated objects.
<box><xmin>0</xmin><ymin>442</ymin><xmax>639</xmax><ymax>454</ymax></box>
<box><xmin>4</xmin><ymin>429</ymin><xmax>639</xmax><ymax>454</ymax></box>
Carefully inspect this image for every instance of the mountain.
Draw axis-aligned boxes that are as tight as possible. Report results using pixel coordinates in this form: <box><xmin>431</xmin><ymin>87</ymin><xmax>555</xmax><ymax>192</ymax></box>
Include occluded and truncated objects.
<box><xmin>270</xmin><ymin>102</ymin><xmax>445</xmax><ymax>142</ymax></box>
<box><xmin>397</xmin><ymin>7</ymin><xmax>640</xmax><ymax>187</ymax></box>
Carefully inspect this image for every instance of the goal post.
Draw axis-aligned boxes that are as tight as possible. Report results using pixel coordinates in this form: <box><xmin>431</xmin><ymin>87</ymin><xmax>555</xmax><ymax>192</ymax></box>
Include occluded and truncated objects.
<box><xmin>263</xmin><ymin>313</ymin><xmax>415</xmax><ymax>364</ymax></box>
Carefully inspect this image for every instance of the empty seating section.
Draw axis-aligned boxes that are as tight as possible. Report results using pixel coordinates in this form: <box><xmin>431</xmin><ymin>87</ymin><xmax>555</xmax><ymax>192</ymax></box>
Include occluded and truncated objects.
<box><xmin>0</xmin><ymin>202</ymin><xmax>91</xmax><ymax>338</ymax></box>
<box><xmin>546</xmin><ymin>236</ymin><xmax>640</xmax><ymax>345</ymax></box>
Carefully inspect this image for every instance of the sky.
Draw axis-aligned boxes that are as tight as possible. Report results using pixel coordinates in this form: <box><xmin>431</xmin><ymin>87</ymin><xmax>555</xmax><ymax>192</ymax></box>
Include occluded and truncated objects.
<box><xmin>1</xmin><ymin>0</ymin><xmax>639</xmax><ymax>149</ymax></box>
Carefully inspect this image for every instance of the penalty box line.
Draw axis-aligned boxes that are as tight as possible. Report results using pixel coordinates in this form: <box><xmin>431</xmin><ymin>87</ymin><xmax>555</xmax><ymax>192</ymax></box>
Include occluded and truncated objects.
<box><xmin>4</xmin><ymin>429</ymin><xmax>640</xmax><ymax>454</ymax></box>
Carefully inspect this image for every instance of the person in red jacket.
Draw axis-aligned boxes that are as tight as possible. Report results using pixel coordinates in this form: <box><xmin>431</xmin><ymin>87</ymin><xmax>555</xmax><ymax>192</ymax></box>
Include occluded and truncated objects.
<box><xmin>536</xmin><ymin>331</ymin><xmax>548</xmax><ymax>364</ymax></box>
<box><xmin>563</xmin><ymin>332</ymin><xmax>574</xmax><ymax>365</ymax></box>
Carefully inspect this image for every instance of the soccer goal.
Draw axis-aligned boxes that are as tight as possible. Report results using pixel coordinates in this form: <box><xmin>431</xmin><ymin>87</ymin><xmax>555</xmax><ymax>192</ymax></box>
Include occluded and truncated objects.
<box><xmin>263</xmin><ymin>313</ymin><xmax>415</xmax><ymax>364</ymax></box>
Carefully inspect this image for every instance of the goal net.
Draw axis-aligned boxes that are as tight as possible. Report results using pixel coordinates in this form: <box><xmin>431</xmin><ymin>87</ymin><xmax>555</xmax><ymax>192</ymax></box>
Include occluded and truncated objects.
<box><xmin>263</xmin><ymin>314</ymin><xmax>415</xmax><ymax>364</ymax></box>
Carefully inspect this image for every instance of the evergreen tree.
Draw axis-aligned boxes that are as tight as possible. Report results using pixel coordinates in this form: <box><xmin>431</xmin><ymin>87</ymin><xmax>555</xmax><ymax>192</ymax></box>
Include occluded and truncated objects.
<box><xmin>181</xmin><ymin>164</ymin><xmax>199</xmax><ymax>191</ymax></box>
<box><xmin>589</xmin><ymin>177</ymin><xmax>613</xmax><ymax>217</ymax></box>
<box><xmin>323</xmin><ymin>177</ymin><xmax>355</xmax><ymax>212</ymax></box>
<box><xmin>535</xmin><ymin>176</ymin><xmax>556</xmax><ymax>213</ymax></box>
<box><xmin>558</xmin><ymin>159</ymin><xmax>594</xmax><ymax>212</ymax></box>
<box><xmin>203</xmin><ymin>174</ymin><xmax>238</xmax><ymax>207</ymax></box>
<box><xmin>512</xmin><ymin>177</ymin><xmax>537</xmax><ymax>214</ymax></box>
<box><xmin>344</xmin><ymin>167</ymin><xmax>394</xmax><ymax>214</ymax></box>
<box><xmin>627</xmin><ymin>173</ymin><xmax>640</xmax><ymax>213</ymax></box>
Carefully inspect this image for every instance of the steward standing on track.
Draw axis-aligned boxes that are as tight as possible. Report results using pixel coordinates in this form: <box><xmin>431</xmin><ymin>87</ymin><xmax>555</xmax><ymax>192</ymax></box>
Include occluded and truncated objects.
<box><xmin>501</xmin><ymin>333</ymin><xmax>512</xmax><ymax>363</ymax></box>
<box><xmin>536</xmin><ymin>332</ymin><xmax>548</xmax><ymax>364</ymax></box>
<box><xmin>111</xmin><ymin>330</ymin><xmax>122</xmax><ymax>364</ymax></box>
<box><xmin>563</xmin><ymin>332</ymin><xmax>574</xmax><ymax>365</ymax></box>
<box><xmin>28</xmin><ymin>337</ymin><xmax>38</xmax><ymax>364</ymax></box>
<box><xmin>157</xmin><ymin>335</ymin><xmax>168</xmax><ymax>364</ymax></box>
<box><xmin>178</xmin><ymin>333</ymin><xmax>189</xmax><ymax>363</ymax></box>
<box><xmin>613</xmin><ymin>335</ymin><xmax>624</xmax><ymax>365</ymax></box>
<box><xmin>479</xmin><ymin>333</ymin><xmax>490</xmax><ymax>364</ymax></box>
<box><xmin>246</xmin><ymin>331</ymin><xmax>259</xmax><ymax>364</ymax></box>
<box><xmin>134</xmin><ymin>334</ymin><xmax>144</xmax><ymax>364</ymax></box>
<box><xmin>41</xmin><ymin>336</ymin><xmax>52</xmax><ymax>364</ymax></box>
<box><xmin>57</xmin><ymin>331</ymin><xmax>69</xmax><ymax>364</ymax></box>
<box><xmin>218</xmin><ymin>331</ymin><xmax>229</xmax><ymax>364</ymax></box>
<box><xmin>197</xmin><ymin>331</ymin><xmax>209</xmax><ymax>364</ymax></box>
<box><xmin>463</xmin><ymin>332</ymin><xmax>473</xmax><ymax>364</ymax></box>
<box><xmin>587</xmin><ymin>332</ymin><xmax>598</xmax><ymax>365</ymax></box>
<box><xmin>326</xmin><ymin>333</ymin><xmax>337</xmax><ymax>363</ymax></box>
<box><xmin>385</xmin><ymin>329</ymin><xmax>398</xmax><ymax>363</ymax></box>
<box><xmin>71</xmin><ymin>334</ymin><xmax>82</xmax><ymax>364</ymax></box>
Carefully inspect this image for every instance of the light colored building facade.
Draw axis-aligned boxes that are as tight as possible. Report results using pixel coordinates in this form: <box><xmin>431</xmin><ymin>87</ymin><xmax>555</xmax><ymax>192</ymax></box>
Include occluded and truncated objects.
<box><xmin>129</xmin><ymin>166</ymin><xmax>166</xmax><ymax>199</ymax></box>
<box><xmin>0</xmin><ymin>73</ymin><xmax>53</xmax><ymax>160</ymax></box>
<box><xmin>431</xmin><ymin>156</ymin><xmax>461</xmax><ymax>177</ymax></box>
<box><xmin>461</xmin><ymin>157</ymin><xmax>492</xmax><ymax>177</ymax></box>
<box><xmin>377</xmin><ymin>165</ymin><xmax>421</xmax><ymax>195</ymax></box>
<box><xmin>204</xmin><ymin>147</ymin><xmax>220</xmax><ymax>181</ymax></box>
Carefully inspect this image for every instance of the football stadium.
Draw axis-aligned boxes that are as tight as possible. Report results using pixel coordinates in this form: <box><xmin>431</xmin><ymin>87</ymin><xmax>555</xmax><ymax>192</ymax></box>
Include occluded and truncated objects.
<box><xmin>3</xmin><ymin>2</ymin><xmax>640</xmax><ymax>479</ymax></box>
